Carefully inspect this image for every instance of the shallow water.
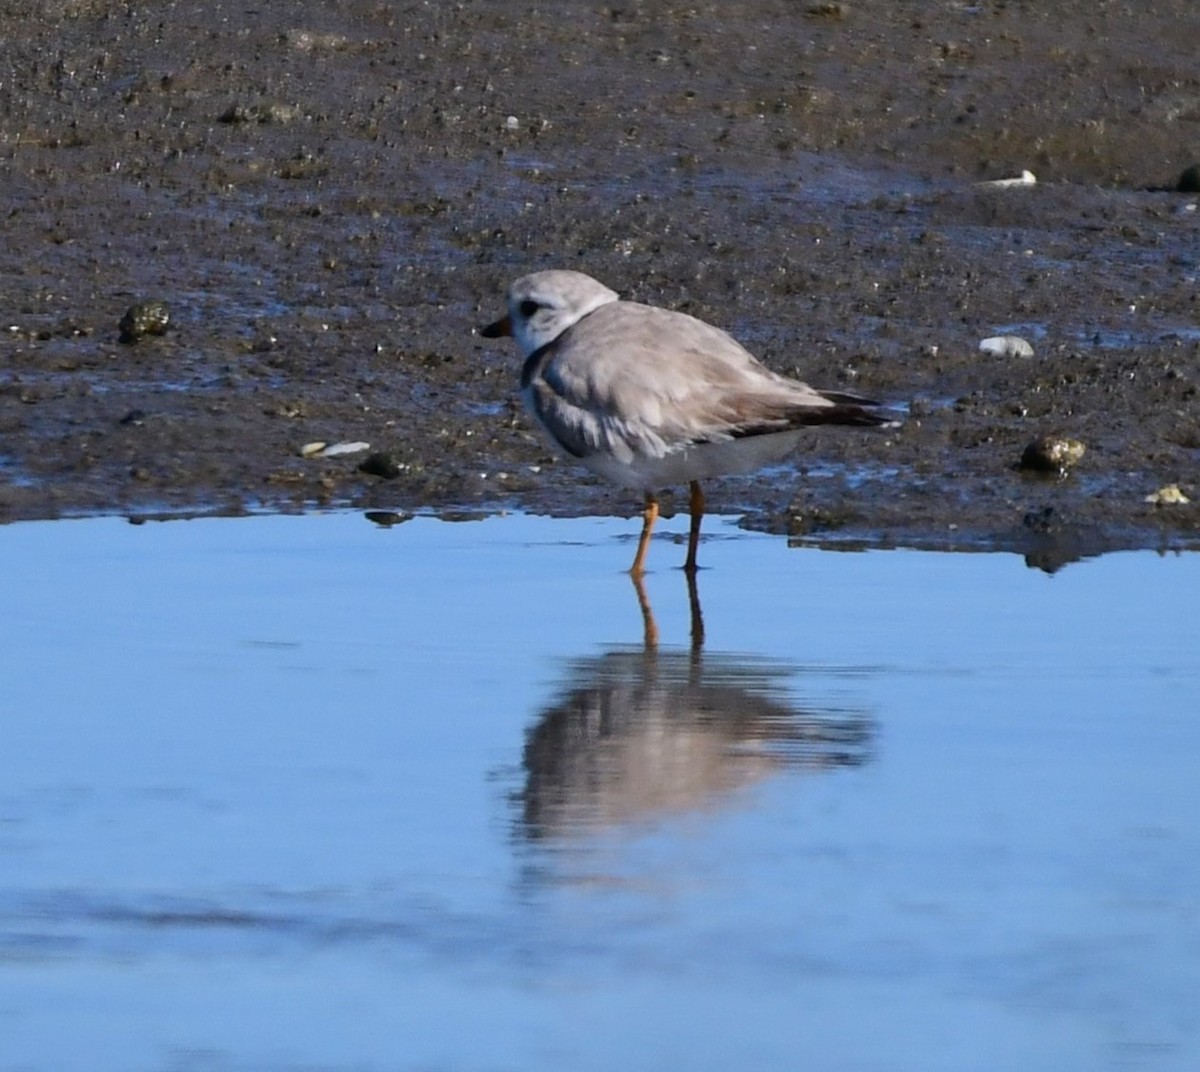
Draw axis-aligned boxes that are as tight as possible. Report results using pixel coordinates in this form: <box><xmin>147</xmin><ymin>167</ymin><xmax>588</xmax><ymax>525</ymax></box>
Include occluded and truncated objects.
<box><xmin>2</xmin><ymin>512</ymin><xmax>1198</xmax><ymax>1071</ymax></box>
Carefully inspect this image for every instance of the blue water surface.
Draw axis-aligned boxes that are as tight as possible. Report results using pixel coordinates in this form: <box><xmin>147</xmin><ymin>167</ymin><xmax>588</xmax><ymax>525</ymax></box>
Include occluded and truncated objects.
<box><xmin>1</xmin><ymin>512</ymin><xmax>1197</xmax><ymax>1071</ymax></box>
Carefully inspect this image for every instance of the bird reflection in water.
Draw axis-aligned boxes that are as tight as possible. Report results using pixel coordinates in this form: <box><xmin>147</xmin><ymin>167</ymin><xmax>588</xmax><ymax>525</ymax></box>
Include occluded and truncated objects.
<box><xmin>518</xmin><ymin>571</ymin><xmax>875</xmax><ymax>840</ymax></box>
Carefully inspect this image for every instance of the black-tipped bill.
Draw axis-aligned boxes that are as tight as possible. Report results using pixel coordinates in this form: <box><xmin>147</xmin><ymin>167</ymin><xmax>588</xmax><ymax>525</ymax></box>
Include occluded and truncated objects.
<box><xmin>480</xmin><ymin>314</ymin><xmax>513</xmax><ymax>338</ymax></box>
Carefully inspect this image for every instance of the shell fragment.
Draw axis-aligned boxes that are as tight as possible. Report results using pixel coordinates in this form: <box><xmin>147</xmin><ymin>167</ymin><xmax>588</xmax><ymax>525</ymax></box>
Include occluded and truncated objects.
<box><xmin>980</xmin><ymin>335</ymin><xmax>1035</xmax><ymax>358</ymax></box>
<box><xmin>300</xmin><ymin>441</ymin><xmax>371</xmax><ymax>459</ymax></box>
<box><xmin>321</xmin><ymin>441</ymin><xmax>371</xmax><ymax>457</ymax></box>
<box><xmin>977</xmin><ymin>170</ymin><xmax>1037</xmax><ymax>189</ymax></box>
<box><xmin>1144</xmin><ymin>484</ymin><xmax>1190</xmax><ymax>505</ymax></box>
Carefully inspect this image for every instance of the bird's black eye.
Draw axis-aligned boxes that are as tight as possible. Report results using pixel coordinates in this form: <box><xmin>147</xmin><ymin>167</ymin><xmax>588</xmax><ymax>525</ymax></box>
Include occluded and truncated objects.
<box><xmin>519</xmin><ymin>299</ymin><xmax>540</xmax><ymax>318</ymax></box>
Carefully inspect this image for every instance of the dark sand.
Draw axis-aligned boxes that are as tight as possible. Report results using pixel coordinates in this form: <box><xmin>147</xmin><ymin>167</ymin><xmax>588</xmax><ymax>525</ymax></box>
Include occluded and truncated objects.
<box><xmin>2</xmin><ymin>0</ymin><xmax>1198</xmax><ymax>565</ymax></box>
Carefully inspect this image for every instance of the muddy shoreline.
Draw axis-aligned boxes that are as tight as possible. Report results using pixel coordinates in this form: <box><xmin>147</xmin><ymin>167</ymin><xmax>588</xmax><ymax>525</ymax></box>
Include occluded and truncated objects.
<box><xmin>2</xmin><ymin>1</ymin><xmax>1198</xmax><ymax>563</ymax></box>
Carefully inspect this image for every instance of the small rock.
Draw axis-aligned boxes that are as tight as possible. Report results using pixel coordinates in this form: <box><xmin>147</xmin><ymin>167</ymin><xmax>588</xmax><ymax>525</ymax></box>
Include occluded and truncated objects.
<box><xmin>358</xmin><ymin>451</ymin><xmax>402</xmax><ymax>479</ymax></box>
<box><xmin>266</xmin><ymin>400</ymin><xmax>308</xmax><ymax>419</ymax></box>
<box><xmin>980</xmin><ymin>335</ymin><xmax>1035</xmax><ymax>358</ymax></box>
<box><xmin>118</xmin><ymin>408</ymin><xmax>146</xmax><ymax>426</ymax></box>
<box><xmin>1144</xmin><ymin>484</ymin><xmax>1190</xmax><ymax>505</ymax></box>
<box><xmin>1177</xmin><ymin>165</ymin><xmax>1200</xmax><ymax>193</ymax></box>
<box><xmin>119</xmin><ymin>300</ymin><xmax>170</xmax><ymax>343</ymax></box>
<box><xmin>1019</xmin><ymin>434</ymin><xmax>1086</xmax><ymax>475</ymax></box>
<box><xmin>299</xmin><ymin>441</ymin><xmax>328</xmax><ymax>458</ymax></box>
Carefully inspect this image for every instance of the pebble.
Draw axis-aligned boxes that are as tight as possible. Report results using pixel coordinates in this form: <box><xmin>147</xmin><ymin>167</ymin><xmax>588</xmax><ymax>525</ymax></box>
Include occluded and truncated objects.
<box><xmin>805</xmin><ymin>3</ymin><xmax>850</xmax><ymax>19</ymax></box>
<box><xmin>1144</xmin><ymin>484</ymin><xmax>1190</xmax><ymax>505</ymax></box>
<box><xmin>268</xmin><ymin>400</ymin><xmax>308</xmax><ymax>419</ymax></box>
<box><xmin>980</xmin><ymin>335</ymin><xmax>1035</xmax><ymax>358</ymax></box>
<box><xmin>1019</xmin><ymin>434</ymin><xmax>1085</xmax><ymax>475</ymax></box>
<box><xmin>119</xmin><ymin>300</ymin><xmax>170</xmax><ymax>343</ymax></box>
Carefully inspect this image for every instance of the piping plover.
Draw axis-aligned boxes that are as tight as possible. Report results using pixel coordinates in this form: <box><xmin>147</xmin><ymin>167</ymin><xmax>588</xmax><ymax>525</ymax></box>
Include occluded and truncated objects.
<box><xmin>481</xmin><ymin>269</ymin><xmax>896</xmax><ymax>575</ymax></box>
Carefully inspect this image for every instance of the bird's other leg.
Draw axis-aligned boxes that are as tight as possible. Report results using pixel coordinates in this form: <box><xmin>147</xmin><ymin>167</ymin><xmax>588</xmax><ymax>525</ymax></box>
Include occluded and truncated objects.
<box><xmin>630</xmin><ymin>491</ymin><xmax>659</xmax><ymax>577</ymax></box>
<box><xmin>684</xmin><ymin>480</ymin><xmax>705</xmax><ymax>575</ymax></box>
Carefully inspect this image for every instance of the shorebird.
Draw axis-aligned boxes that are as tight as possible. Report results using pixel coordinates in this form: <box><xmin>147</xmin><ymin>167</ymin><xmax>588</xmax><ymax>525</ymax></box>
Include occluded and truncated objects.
<box><xmin>481</xmin><ymin>269</ymin><xmax>895</xmax><ymax>574</ymax></box>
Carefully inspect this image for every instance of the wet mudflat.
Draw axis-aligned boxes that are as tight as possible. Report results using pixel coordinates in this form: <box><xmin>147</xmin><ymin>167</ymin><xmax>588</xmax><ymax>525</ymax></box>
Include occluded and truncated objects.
<box><xmin>2</xmin><ymin>511</ymin><xmax>1198</xmax><ymax>1071</ymax></box>
<box><xmin>1</xmin><ymin>1</ymin><xmax>1199</xmax><ymax>554</ymax></box>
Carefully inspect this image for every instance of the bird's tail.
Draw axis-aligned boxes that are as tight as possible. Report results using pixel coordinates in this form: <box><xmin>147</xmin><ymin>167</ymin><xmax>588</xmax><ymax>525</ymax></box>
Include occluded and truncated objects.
<box><xmin>807</xmin><ymin>389</ymin><xmax>902</xmax><ymax>429</ymax></box>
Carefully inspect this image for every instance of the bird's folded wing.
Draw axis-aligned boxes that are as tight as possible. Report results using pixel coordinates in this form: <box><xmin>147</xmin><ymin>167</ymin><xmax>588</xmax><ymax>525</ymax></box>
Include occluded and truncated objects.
<box><xmin>531</xmin><ymin>305</ymin><xmax>852</xmax><ymax>460</ymax></box>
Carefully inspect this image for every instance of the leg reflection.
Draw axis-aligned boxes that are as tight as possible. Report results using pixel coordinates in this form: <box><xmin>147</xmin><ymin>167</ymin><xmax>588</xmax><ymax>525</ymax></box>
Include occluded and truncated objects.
<box><xmin>630</xmin><ymin>570</ymin><xmax>660</xmax><ymax>651</ymax></box>
<box><xmin>629</xmin><ymin>569</ymin><xmax>706</xmax><ymax>653</ymax></box>
<box><xmin>686</xmin><ymin>566</ymin><xmax>705</xmax><ymax>653</ymax></box>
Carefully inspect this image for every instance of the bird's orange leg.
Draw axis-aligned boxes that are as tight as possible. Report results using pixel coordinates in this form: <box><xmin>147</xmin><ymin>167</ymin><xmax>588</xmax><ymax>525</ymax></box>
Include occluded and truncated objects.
<box><xmin>684</xmin><ymin>480</ymin><xmax>705</xmax><ymax>574</ymax></box>
<box><xmin>630</xmin><ymin>492</ymin><xmax>659</xmax><ymax>576</ymax></box>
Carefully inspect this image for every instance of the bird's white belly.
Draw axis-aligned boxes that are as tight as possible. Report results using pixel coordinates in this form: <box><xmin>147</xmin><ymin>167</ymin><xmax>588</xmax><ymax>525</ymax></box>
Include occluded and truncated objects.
<box><xmin>579</xmin><ymin>430</ymin><xmax>807</xmax><ymax>491</ymax></box>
